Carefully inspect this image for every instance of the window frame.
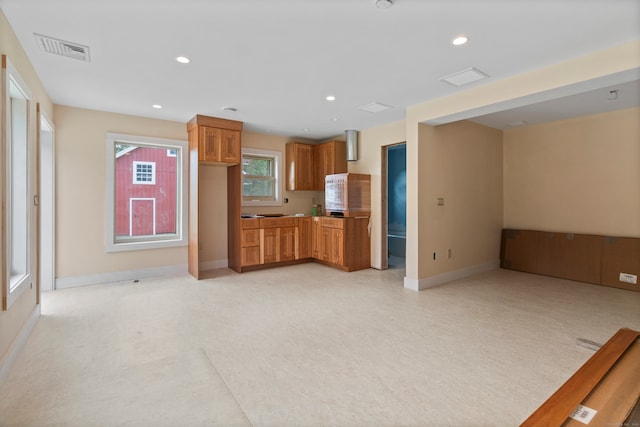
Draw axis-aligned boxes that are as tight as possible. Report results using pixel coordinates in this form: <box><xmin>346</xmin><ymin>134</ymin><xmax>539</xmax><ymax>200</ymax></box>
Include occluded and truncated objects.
<box><xmin>105</xmin><ymin>133</ymin><xmax>187</xmax><ymax>252</ymax></box>
<box><xmin>132</xmin><ymin>161</ymin><xmax>156</xmax><ymax>185</ymax></box>
<box><xmin>241</xmin><ymin>147</ymin><xmax>282</xmax><ymax>207</ymax></box>
<box><xmin>2</xmin><ymin>56</ymin><xmax>33</xmax><ymax>310</ymax></box>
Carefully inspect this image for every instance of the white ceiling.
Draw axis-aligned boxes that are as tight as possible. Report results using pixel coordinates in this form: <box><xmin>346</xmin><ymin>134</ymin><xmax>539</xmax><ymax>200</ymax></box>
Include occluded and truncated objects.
<box><xmin>1</xmin><ymin>0</ymin><xmax>638</xmax><ymax>139</ymax></box>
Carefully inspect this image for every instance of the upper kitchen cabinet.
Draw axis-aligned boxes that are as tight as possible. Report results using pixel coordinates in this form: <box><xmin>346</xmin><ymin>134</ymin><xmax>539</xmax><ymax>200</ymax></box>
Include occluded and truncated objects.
<box><xmin>314</xmin><ymin>140</ymin><xmax>347</xmax><ymax>190</ymax></box>
<box><xmin>285</xmin><ymin>140</ymin><xmax>347</xmax><ymax>191</ymax></box>
<box><xmin>187</xmin><ymin>115</ymin><xmax>242</xmax><ymax>165</ymax></box>
<box><xmin>286</xmin><ymin>142</ymin><xmax>314</xmax><ymax>190</ymax></box>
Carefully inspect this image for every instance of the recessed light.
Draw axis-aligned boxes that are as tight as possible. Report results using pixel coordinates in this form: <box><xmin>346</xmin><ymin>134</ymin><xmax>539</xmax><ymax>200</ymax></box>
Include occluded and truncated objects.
<box><xmin>222</xmin><ymin>106</ymin><xmax>238</xmax><ymax>112</ymax></box>
<box><xmin>303</xmin><ymin>128</ymin><xmax>310</xmax><ymax>132</ymax></box>
<box><xmin>152</xmin><ymin>104</ymin><xmax>162</xmax><ymax>109</ymax></box>
<box><xmin>326</xmin><ymin>95</ymin><xmax>336</xmax><ymax>101</ymax></box>
<box><xmin>330</xmin><ymin>118</ymin><xmax>339</xmax><ymax>121</ymax></box>
<box><xmin>176</xmin><ymin>56</ymin><xmax>190</xmax><ymax>64</ymax></box>
<box><xmin>452</xmin><ymin>36</ymin><xmax>469</xmax><ymax>46</ymax></box>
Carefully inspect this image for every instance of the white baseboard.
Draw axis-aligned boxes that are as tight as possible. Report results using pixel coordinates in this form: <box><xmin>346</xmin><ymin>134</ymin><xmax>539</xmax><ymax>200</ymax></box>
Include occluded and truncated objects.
<box><xmin>404</xmin><ymin>259</ymin><xmax>500</xmax><ymax>291</ymax></box>
<box><xmin>56</xmin><ymin>264</ymin><xmax>188</xmax><ymax>289</ymax></box>
<box><xmin>0</xmin><ymin>304</ymin><xmax>40</xmax><ymax>385</ymax></box>
<box><xmin>199</xmin><ymin>259</ymin><xmax>228</xmax><ymax>271</ymax></box>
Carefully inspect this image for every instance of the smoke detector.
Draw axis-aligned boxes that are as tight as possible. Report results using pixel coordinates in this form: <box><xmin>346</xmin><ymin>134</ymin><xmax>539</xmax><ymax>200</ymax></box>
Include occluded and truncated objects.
<box><xmin>375</xmin><ymin>0</ymin><xmax>393</xmax><ymax>9</ymax></box>
<box><xmin>34</xmin><ymin>33</ymin><xmax>90</xmax><ymax>62</ymax></box>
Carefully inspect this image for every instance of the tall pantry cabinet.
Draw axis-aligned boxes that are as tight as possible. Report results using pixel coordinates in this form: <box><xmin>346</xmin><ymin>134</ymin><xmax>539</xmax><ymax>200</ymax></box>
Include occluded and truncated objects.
<box><xmin>187</xmin><ymin>115</ymin><xmax>243</xmax><ymax>279</ymax></box>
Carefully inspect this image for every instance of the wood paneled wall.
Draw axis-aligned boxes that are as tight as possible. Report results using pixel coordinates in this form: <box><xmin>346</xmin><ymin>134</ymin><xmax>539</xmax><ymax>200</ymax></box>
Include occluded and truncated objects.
<box><xmin>501</xmin><ymin>229</ymin><xmax>640</xmax><ymax>292</ymax></box>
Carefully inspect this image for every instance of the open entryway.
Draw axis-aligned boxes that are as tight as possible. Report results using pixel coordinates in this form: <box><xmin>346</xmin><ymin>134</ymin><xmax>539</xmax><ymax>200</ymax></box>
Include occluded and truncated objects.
<box><xmin>381</xmin><ymin>142</ymin><xmax>406</xmax><ymax>270</ymax></box>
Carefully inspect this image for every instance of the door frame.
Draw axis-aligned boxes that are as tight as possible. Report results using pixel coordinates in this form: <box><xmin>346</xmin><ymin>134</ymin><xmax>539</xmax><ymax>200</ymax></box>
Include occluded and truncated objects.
<box><xmin>129</xmin><ymin>197</ymin><xmax>156</xmax><ymax>236</ymax></box>
<box><xmin>38</xmin><ymin>104</ymin><xmax>55</xmax><ymax>294</ymax></box>
<box><xmin>381</xmin><ymin>141</ymin><xmax>407</xmax><ymax>270</ymax></box>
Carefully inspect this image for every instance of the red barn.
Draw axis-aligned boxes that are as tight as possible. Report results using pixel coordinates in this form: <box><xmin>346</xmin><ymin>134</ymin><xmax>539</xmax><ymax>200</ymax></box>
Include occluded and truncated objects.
<box><xmin>115</xmin><ymin>146</ymin><xmax>177</xmax><ymax>237</ymax></box>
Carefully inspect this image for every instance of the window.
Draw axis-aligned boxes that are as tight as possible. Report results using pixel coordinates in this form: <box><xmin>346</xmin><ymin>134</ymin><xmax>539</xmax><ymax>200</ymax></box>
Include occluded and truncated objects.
<box><xmin>2</xmin><ymin>56</ymin><xmax>32</xmax><ymax>310</ymax></box>
<box><xmin>242</xmin><ymin>147</ymin><xmax>282</xmax><ymax>207</ymax></box>
<box><xmin>106</xmin><ymin>133</ymin><xmax>187</xmax><ymax>252</ymax></box>
<box><xmin>133</xmin><ymin>161</ymin><xmax>155</xmax><ymax>184</ymax></box>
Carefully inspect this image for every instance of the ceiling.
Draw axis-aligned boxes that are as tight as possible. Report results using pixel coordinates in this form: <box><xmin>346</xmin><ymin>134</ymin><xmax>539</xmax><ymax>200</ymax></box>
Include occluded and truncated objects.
<box><xmin>1</xmin><ymin>0</ymin><xmax>638</xmax><ymax>139</ymax></box>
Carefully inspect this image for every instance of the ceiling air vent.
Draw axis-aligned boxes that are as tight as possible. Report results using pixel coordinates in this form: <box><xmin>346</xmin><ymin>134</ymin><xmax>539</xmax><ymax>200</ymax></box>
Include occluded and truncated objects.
<box><xmin>358</xmin><ymin>101</ymin><xmax>392</xmax><ymax>113</ymax></box>
<box><xmin>439</xmin><ymin>67</ymin><xmax>488</xmax><ymax>87</ymax></box>
<box><xmin>34</xmin><ymin>33</ymin><xmax>90</xmax><ymax>62</ymax></box>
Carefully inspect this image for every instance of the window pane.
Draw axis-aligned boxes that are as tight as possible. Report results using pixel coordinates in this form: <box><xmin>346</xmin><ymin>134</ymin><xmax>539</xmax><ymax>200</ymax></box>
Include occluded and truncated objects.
<box><xmin>242</xmin><ymin>156</ymin><xmax>272</xmax><ymax>177</ymax></box>
<box><xmin>243</xmin><ymin>178</ymin><xmax>274</xmax><ymax>197</ymax></box>
<box><xmin>9</xmin><ymin>80</ymin><xmax>29</xmax><ymax>291</ymax></box>
<box><xmin>114</xmin><ymin>144</ymin><xmax>177</xmax><ymax>239</ymax></box>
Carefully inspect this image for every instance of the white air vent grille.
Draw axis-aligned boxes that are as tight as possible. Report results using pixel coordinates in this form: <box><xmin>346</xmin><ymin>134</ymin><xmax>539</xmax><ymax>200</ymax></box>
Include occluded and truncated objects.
<box><xmin>34</xmin><ymin>33</ymin><xmax>90</xmax><ymax>62</ymax></box>
<box><xmin>439</xmin><ymin>67</ymin><xmax>488</xmax><ymax>87</ymax></box>
<box><xmin>358</xmin><ymin>102</ymin><xmax>392</xmax><ymax>113</ymax></box>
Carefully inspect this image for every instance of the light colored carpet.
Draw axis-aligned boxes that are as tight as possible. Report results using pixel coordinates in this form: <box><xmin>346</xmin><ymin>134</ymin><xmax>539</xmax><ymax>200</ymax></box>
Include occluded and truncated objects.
<box><xmin>1</xmin><ymin>264</ymin><xmax>639</xmax><ymax>426</ymax></box>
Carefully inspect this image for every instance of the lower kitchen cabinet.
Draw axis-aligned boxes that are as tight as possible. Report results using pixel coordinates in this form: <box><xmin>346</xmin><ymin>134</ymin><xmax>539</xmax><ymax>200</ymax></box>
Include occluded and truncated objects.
<box><xmin>298</xmin><ymin>216</ymin><xmax>313</xmax><ymax>259</ymax></box>
<box><xmin>312</xmin><ymin>216</ymin><xmax>370</xmax><ymax>272</ymax></box>
<box><xmin>239</xmin><ymin>216</ymin><xmax>369</xmax><ymax>272</ymax></box>
<box><xmin>240</xmin><ymin>219</ymin><xmax>261</xmax><ymax>267</ymax></box>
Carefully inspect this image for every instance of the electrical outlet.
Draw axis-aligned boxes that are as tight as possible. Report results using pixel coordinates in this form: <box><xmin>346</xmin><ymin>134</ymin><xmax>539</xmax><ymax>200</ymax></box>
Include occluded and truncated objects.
<box><xmin>619</xmin><ymin>273</ymin><xmax>638</xmax><ymax>284</ymax></box>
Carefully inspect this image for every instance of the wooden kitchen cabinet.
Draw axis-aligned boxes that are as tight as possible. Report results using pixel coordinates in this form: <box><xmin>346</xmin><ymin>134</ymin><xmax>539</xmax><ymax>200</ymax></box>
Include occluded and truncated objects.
<box><xmin>298</xmin><ymin>216</ymin><xmax>313</xmax><ymax>259</ymax></box>
<box><xmin>259</xmin><ymin>217</ymin><xmax>299</xmax><ymax>265</ymax></box>
<box><xmin>279</xmin><ymin>227</ymin><xmax>297</xmax><ymax>262</ymax></box>
<box><xmin>197</xmin><ymin>126</ymin><xmax>240</xmax><ymax>164</ymax></box>
<box><xmin>240</xmin><ymin>219</ymin><xmax>260</xmax><ymax>267</ymax></box>
<box><xmin>188</xmin><ymin>115</ymin><xmax>241</xmax><ymax>165</ymax></box>
<box><xmin>313</xmin><ymin>216</ymin><xmax>369</xmax><ymax>271</ymax></box>
<box><xmin>286</xmin><ymin>140</ymin><xmax>347</xmax><ymax>191</ymax></box>
<box><xmin>286</xmin><ymin>142</ymin><xmax>314</xmax><ymax>190</ymax></box>
<box><xmin>260</xmin><ymin>228</ymin><xmax>279</xmax><ymax>264</ymax></box>
<box><xmin>313</xmin><ymin>140</ymin><xmax>347</xmax><ymax>190</ymax></box>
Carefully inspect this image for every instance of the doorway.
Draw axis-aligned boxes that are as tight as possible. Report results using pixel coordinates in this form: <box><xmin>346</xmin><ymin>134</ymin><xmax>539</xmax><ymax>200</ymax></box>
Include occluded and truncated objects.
<box><xmin>39</xmin><ymin>109</ymin><xmax>55</xmax><ymax>292</ymax></box>
<box><xmin>381</xmin><ymin>143</ymin><xmax>406</xmax><ymax>269</ymax></box>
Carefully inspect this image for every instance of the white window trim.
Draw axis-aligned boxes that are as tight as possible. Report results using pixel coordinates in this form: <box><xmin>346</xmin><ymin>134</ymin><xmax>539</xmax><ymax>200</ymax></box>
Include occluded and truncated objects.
<box><xmin>105</xmin><ymin>133</ymin><xmax>187</xmax><ymax>252</ymax></box>
<box><xmin>242</xmin><ymin>147</ymin><xmax>282</xmax><ymax>207</ymax></box>
<box><xmin>132</xmin><ymin>161</ymin><xmax>156</xmax><ymax>185</ymax></box>
<box><xmin>3</xmin><ymin>56</ymin><xmax>33</xmax><ymax>310</ymax></box>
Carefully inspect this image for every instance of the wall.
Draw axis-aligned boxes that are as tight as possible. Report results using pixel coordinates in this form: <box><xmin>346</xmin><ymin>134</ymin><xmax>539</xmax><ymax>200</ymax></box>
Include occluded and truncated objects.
<box><xmin>348</xmin><ymin>120</ymin><xmax>406</xmax><ymax>269</ymax></box>
<box><xmin>55</xmin><ymin>110</ymin><xmax>322</xmax><ymax>280</ymax></box>
<box><xmin>504</xmin><ymin>107</ymin><xmax>640</xmax><ymax>237</ymax></box>
<box><xmin>54</xmin><ymin>106</ymin><xmax>189</xmax><ymax>284</ymax></box>
<box><xmin>420</xmin><ymin>121</ymin><xmax>503</xmax><ymax>282</ymax></box>
<box><xmin>0</xmin><ymin>10</ymin><xmax>53</xmax><ymax>379</ymax></box>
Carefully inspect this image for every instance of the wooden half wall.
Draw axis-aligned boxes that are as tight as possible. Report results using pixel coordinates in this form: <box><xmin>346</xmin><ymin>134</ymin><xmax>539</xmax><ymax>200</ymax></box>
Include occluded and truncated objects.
<box><xmin>501</xmin><ymin>229</ymin><xmax>640</xmax><ymax>292</ymax></box>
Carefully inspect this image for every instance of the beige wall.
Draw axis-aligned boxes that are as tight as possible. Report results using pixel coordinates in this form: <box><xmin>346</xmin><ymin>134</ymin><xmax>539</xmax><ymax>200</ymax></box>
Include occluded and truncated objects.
<box><xmin>55</xmin><ymin>106</ymin><xmax>189</xmax><ymax>278</ymax></box>
<box><xmin>420</xmin><ymin>121</ymin><xmax>503</xmax><ymax>278</ymax></box>
<box><xmin>0</xmin><ymin>10</ymin><xmax>53</xmax><ymax>373</ymax></box>
<box><xmin>348</xmin><ymin>120</ymin><xmax>406</xmax><ymax>269</ymax></box>
<box><xmin>504</xmin><ymin>107</ymin><xmax>640</xmax><ymax>237</ymax></box>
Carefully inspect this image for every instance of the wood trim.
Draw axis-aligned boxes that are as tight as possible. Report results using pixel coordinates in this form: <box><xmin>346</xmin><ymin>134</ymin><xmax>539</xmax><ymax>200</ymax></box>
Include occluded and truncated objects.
<box><xmin>520</xmin><ymin>328</ymin><xmax>640</xmax><ymax>426</ymax></box>
<box><xmin>227</xmin><ymin>164</ymin><xmax>242</xmax><ymax>273</ymax></box>
<box><xmin>187</xmin><ymin>123</ymin><xmax>200</xmax><ymax>279</ymax></box>
<box><xmin>188</xmin><ymin>114</ymin><xmax>243</xmax><ymax>131</ymax></box>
